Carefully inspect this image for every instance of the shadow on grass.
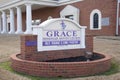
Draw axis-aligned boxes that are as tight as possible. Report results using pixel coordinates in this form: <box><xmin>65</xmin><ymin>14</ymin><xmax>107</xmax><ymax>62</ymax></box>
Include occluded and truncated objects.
<box><xmin>0</xmin><ymin>61</ymin><xmax>119</xmax><ymax>80</ymax></box>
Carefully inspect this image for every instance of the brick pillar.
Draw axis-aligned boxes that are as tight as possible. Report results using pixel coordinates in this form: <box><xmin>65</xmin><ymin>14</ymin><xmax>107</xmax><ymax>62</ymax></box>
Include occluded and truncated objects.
<box><xmin>20</xmin><ymin>35</ymin><xmax>93</xmax><ymax>60</ymax></box>
<box><xmin>85</xmin><ymin>35</ymin><xmax>93</xmax><ymax>52</ymax></box>
<box><xmin>21</xmin><ymin>35</ymin><xmax>37</xmax><ymax>60</ymax></box>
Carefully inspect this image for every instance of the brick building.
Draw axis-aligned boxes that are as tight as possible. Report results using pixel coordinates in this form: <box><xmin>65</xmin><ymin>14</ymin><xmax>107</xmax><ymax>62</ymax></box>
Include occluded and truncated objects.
<box><xmin>0</xmin><ymin>0</ymin><xmax>119</xmax><ymax>36</ymax></box>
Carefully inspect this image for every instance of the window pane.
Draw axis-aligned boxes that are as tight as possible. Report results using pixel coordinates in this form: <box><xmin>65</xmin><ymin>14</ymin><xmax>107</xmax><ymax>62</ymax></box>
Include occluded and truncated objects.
<box><xmin>65</xmin><ymin>15</ymin><xmax>74</xmax><ymax>20</ymax></box>
<box><xmin>93</xmin><ymin>13</ymin><xmax>99</xmax><ymax>28</ymax></box>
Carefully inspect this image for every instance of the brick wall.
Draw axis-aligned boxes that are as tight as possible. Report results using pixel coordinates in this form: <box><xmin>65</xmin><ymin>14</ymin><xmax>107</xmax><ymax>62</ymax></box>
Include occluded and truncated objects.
<box><xmin>20</xmin><ymin>35</ymin><xmax>93</xmax><ymax>61</ymax></box>
<box><xmin>11</xmin><ymin>53</ymin><xmax>111</xmax><ymax>77</ymax></box>
<box><xmin>17</xmin><ymin>0</ymin><xmax>117</xmax><ymax>36</ymax></box>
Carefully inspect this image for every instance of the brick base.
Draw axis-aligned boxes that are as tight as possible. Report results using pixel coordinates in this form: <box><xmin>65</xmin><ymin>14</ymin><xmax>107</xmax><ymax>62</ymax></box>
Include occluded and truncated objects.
<box><xmin>10</xmin><ymin>35</ymin><xmax>111</xmax><ymax>77</ymax></box>
<box><xmin>11</xmin><ymin>53</ymin><xmax>111</xmax><ymax>77</ymax></box>
<box><xmin>20</xmin><ymin>35</ymin><xmax>93</xmax><ymax>61</ymax></box>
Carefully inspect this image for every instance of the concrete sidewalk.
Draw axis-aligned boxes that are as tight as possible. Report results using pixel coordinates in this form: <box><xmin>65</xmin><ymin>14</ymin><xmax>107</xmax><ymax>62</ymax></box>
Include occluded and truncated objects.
<box><xmin>95</xmin><ymin>36</ymin><xmax>120</xmax><ymax>40</ymax></box>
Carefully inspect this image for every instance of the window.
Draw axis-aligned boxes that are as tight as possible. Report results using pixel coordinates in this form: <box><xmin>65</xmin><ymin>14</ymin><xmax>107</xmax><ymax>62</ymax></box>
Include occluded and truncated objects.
<box><xmin>93</xmin><ymin>13</ymin><xmax>99</xmax><ymax>28</ymax></box>
<box><xmin>90</xmin><ymin>9</ymin><xmax>102</xmax><ymax>30</ymax></box>
<box><xmin>65</xmin><ymin>15</ymin><xmax>74</xmax><ymax>20</ymax></box>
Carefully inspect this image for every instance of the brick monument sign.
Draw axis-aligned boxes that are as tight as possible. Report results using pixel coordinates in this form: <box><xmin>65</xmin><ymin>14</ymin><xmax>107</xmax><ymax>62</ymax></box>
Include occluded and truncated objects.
<box><xmin>11</xmin><ymin>18</ymin><xmax>111</xmax><ymax>77</ymax></box>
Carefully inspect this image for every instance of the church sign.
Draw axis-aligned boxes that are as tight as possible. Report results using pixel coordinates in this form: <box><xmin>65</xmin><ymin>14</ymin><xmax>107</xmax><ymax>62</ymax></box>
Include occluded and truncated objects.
<box><xmin>33</xmin><ymin>18</ymin><xmax>86</xmax><ymax>51</ymax></box>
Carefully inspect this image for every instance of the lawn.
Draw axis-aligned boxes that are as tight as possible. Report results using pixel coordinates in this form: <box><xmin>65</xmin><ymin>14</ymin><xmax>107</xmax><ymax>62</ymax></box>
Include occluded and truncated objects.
<box><xmin>0</xmin><ymin>60</ymin><xmax>119</xmax><ymax>80</ymax></box>
<box><xmin>0</xmin><ymin>61</ymin><xmax>64</xmax><ymax>80</ymax></box>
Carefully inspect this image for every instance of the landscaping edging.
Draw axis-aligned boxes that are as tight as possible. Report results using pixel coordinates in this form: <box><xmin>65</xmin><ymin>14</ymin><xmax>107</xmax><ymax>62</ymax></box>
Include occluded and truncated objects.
<box><xmin>11</xmin><ymin>53</ymin><xmax>111</xmax><ymax>78</ymax></box>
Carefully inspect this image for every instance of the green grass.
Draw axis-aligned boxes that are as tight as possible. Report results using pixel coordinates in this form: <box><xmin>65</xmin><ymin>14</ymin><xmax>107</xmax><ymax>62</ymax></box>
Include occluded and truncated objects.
<box><xmin>0</xmin><ymin>61</ymin><xmax>13</xmax><ymax>71</ymax></box>
<box><xmin>0</xmin><ymin>61</ymin><xmax>62</xmax><ymax>80</ymax></box>
<box><xmin>101</xmin><ymin>61</ymin><xmax>120</xmax><ymax>75</ymax></box>
<box><xmin>0</xmin><ymin>61</ymin><xmax>120</xmax><ymax>80</ymax></box>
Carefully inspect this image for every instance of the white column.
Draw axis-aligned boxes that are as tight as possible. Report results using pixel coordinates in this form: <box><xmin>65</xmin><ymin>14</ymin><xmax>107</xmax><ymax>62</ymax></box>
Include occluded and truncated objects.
<box><xmin>1</xmin><ymin>11</ymin><xmax>7</xmax><ymax>34</ymax></box>
<box><xmin>9</xmin><ymin>8</ymin><xmax>15</xmax><ymax>34</ymax></box>
<box><xmin>116</xmin><ymin>0</ymin><xmax>119</xmax><ymax>35</ymax></box>
<box><xmin>15</xmin><ymin>6</ymin><xmax>23</xmax><ymax>34</ymax></box>
<box><xmin>24</xmin><ymin>3</ymin><xmax>32</xmax><ymax>34</ymax></box>
<box><xmin>0</xmin><ymin>15</ymin><xmax>2</xmax><ymax>33</ymax></box>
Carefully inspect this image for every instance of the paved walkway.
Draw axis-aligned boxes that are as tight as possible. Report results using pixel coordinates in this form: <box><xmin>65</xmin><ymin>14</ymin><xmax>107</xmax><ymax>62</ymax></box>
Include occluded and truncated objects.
<box><xmin>95</xmin><ymin>36</ymin><xmax>120</xmax><ymax>40</ymax></box>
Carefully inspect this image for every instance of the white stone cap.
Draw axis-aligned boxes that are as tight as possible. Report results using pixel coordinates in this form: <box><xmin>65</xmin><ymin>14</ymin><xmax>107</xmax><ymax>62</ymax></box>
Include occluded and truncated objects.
<box><xmin>37</xmin><ymin>18</ymin><xmax>87</xmax><ymax>29</ymax></box>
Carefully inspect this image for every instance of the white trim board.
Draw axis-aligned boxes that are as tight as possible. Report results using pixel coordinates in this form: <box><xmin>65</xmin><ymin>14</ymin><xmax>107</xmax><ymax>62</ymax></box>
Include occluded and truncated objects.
<box><xmin>0</xmin><ymin>0</ymin><xmax>83</xmax><ymax>11</ymax></box>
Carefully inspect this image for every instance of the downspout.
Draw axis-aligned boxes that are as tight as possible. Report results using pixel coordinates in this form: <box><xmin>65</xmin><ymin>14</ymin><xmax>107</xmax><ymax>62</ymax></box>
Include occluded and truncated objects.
<box><xmin>116</xmin><ymin>0</ymin><xmax>119</xmax><ymax>35</ymax></box>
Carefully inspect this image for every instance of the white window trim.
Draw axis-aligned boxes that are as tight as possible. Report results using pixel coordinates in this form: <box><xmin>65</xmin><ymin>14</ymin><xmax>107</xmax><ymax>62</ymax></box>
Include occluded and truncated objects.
<box><xmin>90</xmin><ymin>9</ymin><xmax>102</xmax><ymax>30</ymax></box>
